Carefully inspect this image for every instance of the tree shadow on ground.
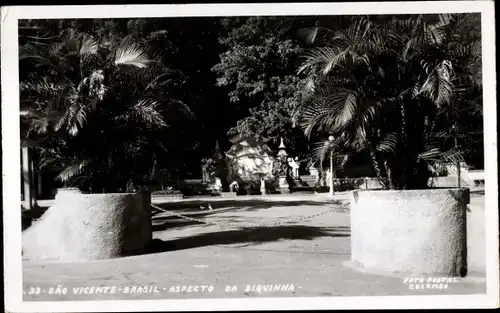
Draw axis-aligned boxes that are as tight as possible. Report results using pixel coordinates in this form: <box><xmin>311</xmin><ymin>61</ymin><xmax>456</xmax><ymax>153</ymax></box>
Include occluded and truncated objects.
<box><xmin>144</xmin><ymin>225</ymin><xmax>350</xmax><ymax>254</ymax></box>
<box><xmin>152</xmin><ymin>199</ymin><xmax>345</xmax><ymax>216</ymax></box>
<box><xmin>151</xmin><ymin>216</ymin><xmax>248</xmax><ymax>231</ymax></box>
<box><xmin>152</xmin><ymin>218</ymin><xmax>202</xmax><ymax>231</ymax></box>
<box><xmin>151</xmin><ymin>199</ymin><xmax>349</xmax><ymax>231</ymax></box>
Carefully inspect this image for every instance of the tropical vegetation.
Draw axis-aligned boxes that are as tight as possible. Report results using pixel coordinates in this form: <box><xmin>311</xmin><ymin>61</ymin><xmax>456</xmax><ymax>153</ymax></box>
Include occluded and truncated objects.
<box><xmin>296</xmin><ymin>14</ymin><xmax>482</xmax><ymax>189</ymax></box>
<box><xmin>18</xmin><ymin>14</ymin><xmax>483</xmax><ymax>194</ymax></box>
<box><xmin>19</xmin><ymin>19</ymin><xmax>191</xmax><ymax>193</ymax></box>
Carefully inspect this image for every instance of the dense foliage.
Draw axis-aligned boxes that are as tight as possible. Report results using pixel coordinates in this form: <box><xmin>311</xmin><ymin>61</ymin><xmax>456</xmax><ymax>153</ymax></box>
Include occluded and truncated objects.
<box><xmin>296</xmin><ymin>14</ymin><xmax>482</xmax><ymax>189</ymax></box>
<box><xmin>20</xmin><ymin>19</ymin><xmax>192</xmax><ymax>192</ymax></box>
<box><xmin>212</xmin><ymin>17</ymin><xmax>302</xmax><ymax>142</ymax></box>
<box><xmin>18</xmin><ymin>14</ymin><xmax>483</xmax><ymax>193</ymax></box>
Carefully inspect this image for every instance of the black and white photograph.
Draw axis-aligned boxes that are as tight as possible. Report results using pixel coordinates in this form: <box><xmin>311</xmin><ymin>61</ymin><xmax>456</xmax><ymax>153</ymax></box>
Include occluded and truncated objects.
<box><xmin>2</xmin><ymin>2</ymin><xmax>498</xmax><ymax>311</ymax></box>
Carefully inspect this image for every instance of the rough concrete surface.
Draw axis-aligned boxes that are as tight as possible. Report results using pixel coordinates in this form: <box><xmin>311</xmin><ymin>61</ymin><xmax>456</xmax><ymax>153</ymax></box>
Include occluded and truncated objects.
<box><xmin>350</xmin><ymin>188</ymin><xmax>469</xmax><ymax>276</ymax></box>
<box><xmin>23</xmin><ymin>193</ymin><xmax>151</xmax><ymax>262</ymax></box>
<box><xmin>22</xmin><ymin>192</ymin><xmax>486</xmax><ymax>300</ymax></box>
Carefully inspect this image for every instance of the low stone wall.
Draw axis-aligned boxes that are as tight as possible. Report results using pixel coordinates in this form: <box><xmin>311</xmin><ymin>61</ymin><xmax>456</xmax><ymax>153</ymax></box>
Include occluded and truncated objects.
<box><xmin>23</xmin><ymin>192</ymin><xmax>152</xmax><ymax>262</ymax></box>
<box><xmin>220</xmin><ymin>192</ymin><xmax>237</xmax><ymax>197</ymax></box>
<box><xmin>358</xmin><ymin>178</ymin><xmax>383</xmax><ymax>189</ymax></box>
<box><xmin>151</xmin><ymin>194</ymin><xmax>184</xmax><ymax>200</ymax></box>
<box><xmin>429</xmin><ymin>176</ymin><xmax>466</xmax><ymax>188</ymax></box>
<box><xmin>350</xmin><ymin>188</ymin><xmax>469</xmax><ymax>276</ymax></box>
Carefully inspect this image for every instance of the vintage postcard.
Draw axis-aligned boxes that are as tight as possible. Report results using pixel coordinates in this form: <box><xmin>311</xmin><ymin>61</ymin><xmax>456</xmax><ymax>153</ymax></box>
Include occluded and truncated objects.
<box><xmin>2</xmin><ymin>1</ymin><xmax>498</xmax><ymax>311</ymax></box>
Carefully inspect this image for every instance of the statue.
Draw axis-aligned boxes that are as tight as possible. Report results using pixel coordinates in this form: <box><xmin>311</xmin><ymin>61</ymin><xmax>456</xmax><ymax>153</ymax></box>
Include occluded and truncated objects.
<box><xmin>273</xmin><ymin>151</ymin><xmax>290</xmax><ymax>193</ymax></box>
<box><xmin>200</xmin><ymin>158</ymin><xmax>215</xmax><ymax>183</ymax></box>
<box><xmin>308</xmin><ymin>163</ymin><xmax>319</xmax><ymax>184</ymax></box>
<box><xmin>288</xmin><ymin>157</ymin><xmax>300</xmax><ymax>178</ymax></box>
<box><xmin>260</xmin><ymin>176</ymin><xmax>266</xmax><ymax>195</ymax></box>
<box><xmin>229</xmin><ymin>181</ymin><xmax>240</xmax><ymax>192</ymax></box>
<box><xmin>213</xmin><ymin>177</ymin><xmax>223</xmax><ymax>193</ymax></box>
<box><xmin>201</xmin><ymin>162</ymin><xmax>211</xmax><ymax>183</ymax></box>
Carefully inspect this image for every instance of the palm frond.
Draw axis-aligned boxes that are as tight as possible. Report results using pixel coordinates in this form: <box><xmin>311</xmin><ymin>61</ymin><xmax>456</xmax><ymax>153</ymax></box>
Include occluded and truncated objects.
<box><xmin>419</xmin><ymin>60</ymin><xmax>454</xmax><ymax>108</ymax></box>
<box><xmin>149</xmin><ymin>30</ymin><xmax>169</xmax><ymax>39</ymax></box>
<box><xmin>133</xmin><ymin>99</ymin><xmax>168</xmax><ymax>128</ymax></box>
<box><xmin>20</xmin><ymin>77</ymin><xmax>64</xmax><ymax>97</ymax></box>
<box><xmin>53</xmin><ymin>107</ymin><xmax>70</xmax><ymax>133</ymax></box>
<box><xmin>303</xmin><ymin>76</ymin><xmax>316</xmax><ymax>92</ymax></box>
<box><xmin>436</xmin><ymin>14</ymin><xmax>455</xmax><ymax>28</ymax></box>
<box><xmin>376</xmin><ymin>132</ymin><xmax>398</xmax><ymax>154</ymax></box>
<box><xmin>351</xmin><ymin>124</ymin><xmax>369</xmax><ymax>151</ymax></box>
<box><xmin>114</xmin><ymin>44</ymin><xmax>152</xmax><ymax>68</ymax></box>
<box><xmin>417</xmin><ymin>148</ymin><xmax>442</xmax><ymax>161</ymax></box>
<box><xmin>144</xmin><ymin>68</ymin><xmax>182</xmax><ymax>91</ymax></box>
<box><xmin>349</xmin><ymin>18</ymin><xmax>373</xmax><ymax>47</ymax></box>
<box><xmin>19</xmin><ymin>43</ymin><xmax>45</xmax><ymax>60</ymax></box>
<box><xmin>402</xmin><ymin>36</ymin><xmax>424</xmax><ymax>61</ymax></box>
<box><xmin>54</xmin><ymin>104</ymin><xmax>87</xmax><ymax>136</ymax></box>
<box><xmin>57</xmin><ymin>160</ymin><xmax>90</xmax><ymax>183</ymax></box>
<box><xmin>79</xmin><ymin>35</ymin><xmax>99</xmax><ymax>56</ymax></box>
<box><xmin>297</xmin><ymin>26</ymin><xmax>334</xmax><ymax>45</ymax></box>
<box><xmin>418</xmin><ymin>146</ymin><xmax>465</xmax><ymax>164</ymax></box>
<box><xmin>168</xmin><ymin>99</ymin><xmax>195</xmax><ymax>120</ymax></box>
<box><xmin>441</xmin><ymin>148</ymin><xmax>466</xmax><ymax>163</ymax></box>
<box><xmin>310</xmin><ymin>139</ymin><xmax>347</xmax><ymax>169</ymax></box>
<box><xmin>298</xmin><ymin>27</ymin><xmax>319</xmax><ymax>45</ymax></box>
<box><xmin>299</xmin><ymin>89</ymin><xmax>358</xmax><ymax>137</ymax></box>
<box><xmin>427</xmin><ymin>24</ymin><xmax>446</xmax><ymax>46</ymax></box>
<box><xmin>426</xmin><ymin>14</ymin><xmax>455</xmax><ymax>46</ymax></box>
<box><xmin>27</xmin><ymin>116</ymin><xmax>51</xmax><ymax>136</ymax></box>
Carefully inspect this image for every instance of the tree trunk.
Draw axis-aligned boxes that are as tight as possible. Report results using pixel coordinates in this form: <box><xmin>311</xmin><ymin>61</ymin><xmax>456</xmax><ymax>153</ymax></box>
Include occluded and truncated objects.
<box><xmin>369</xmin><ymin>149</ymin><xmax>388</xmax><ymax>189</ymax></box>
<box><xmin>455</xmin><ymin>137</ymin><xmax>461</xmax><ymax>188</ymax></box>
<box><xmin>384</xmin><ymin>160</ymin><xmax>395</xmax><ymax>190</ymax></box>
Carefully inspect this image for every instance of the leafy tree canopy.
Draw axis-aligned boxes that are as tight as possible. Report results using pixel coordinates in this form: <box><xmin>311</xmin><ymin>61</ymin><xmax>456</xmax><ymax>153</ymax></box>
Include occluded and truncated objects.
<box><xmin>18</xmin><ymin>14</ymin><xmax>484</xmax><ymax>193</ymax></box>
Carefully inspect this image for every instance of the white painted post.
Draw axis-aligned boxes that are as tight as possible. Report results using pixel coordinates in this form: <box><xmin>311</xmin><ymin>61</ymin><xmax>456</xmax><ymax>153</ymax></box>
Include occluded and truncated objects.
<box><xmin>329</xmin><ymin>152</ymin><xmax>334</xmax><ymax>196</ymax></box>
<box><xmin>22</xmin><ymin>146</ymin><xmax>33</xmax><ymax>210</ymax></box>
<box><xmin>31</xmin><ymin>159</ymin><xmax>37</xmax><ymax>203</ymax></box>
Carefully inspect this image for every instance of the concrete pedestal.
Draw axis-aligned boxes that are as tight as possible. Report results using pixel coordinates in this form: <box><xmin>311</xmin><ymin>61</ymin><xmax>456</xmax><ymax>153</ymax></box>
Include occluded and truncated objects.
<box><xmin>23</xmin><ymin>192</ymin><xmax>152</xmax><ymax>262</ymax></box>
<box><xmin>350</xmin><ymin>188</ymin><xmax>469</xmax><ymax>276</ymax></box>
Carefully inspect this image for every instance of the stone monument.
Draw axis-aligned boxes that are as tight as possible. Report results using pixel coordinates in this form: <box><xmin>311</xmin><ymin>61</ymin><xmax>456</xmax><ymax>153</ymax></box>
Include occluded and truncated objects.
<box><xmin>201</xmin><ymin>162</ymin><xmax>210</xmax><ymax>183</ymax></box>
<box><xmin>200</xmin><ymin>141</ymin><xmax>229</xmax><ymax>194</ymax></box>
<box><xmin>308</xmin><ymin>164</ymin><xmax>319</xmax><ymax>183</ymax></box>
<box><xmin>288</xmin><ymin>156</ymin><xmax>300</xmax><ymax>178</ymax></box>
<box><xmin>274</xmin><ymin>138</ymin><xmax>291</xmax><ymax>194</ymax></box>
<box><xmin>225</xmin><ymin>136</ymin><xmax>276</xmax><ymax>194</ymax></box>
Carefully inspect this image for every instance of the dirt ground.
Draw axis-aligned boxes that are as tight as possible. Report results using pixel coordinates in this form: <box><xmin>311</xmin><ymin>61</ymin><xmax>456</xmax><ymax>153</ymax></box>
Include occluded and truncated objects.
<box><xmin>22</xmin><ymin>192</ymin><xmax>486</xmax><ymax>301</ymax></box>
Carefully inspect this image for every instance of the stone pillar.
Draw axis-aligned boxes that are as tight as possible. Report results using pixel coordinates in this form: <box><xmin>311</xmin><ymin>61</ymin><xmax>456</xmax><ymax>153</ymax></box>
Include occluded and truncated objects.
<box><xmin>350</xmin><ymin>188</ymin><xmax>469</xmax><ymax>276</ymax></box>
<box><xmin>23</xmin><ymin>192</ymin><xmax>152</xmax><ymax>261</ymax></box>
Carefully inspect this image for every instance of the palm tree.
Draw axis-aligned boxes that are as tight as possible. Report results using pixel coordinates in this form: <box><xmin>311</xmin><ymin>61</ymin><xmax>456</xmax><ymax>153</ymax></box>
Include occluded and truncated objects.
<box><xmin>295</xmin><ymin>14</ymin><xmax>482</xmax><ymax>190</ymax></box>
<box><xmin>20</xmin><ymin>20</ymin><xmax>192</xmax><ymax>193</ymax></box>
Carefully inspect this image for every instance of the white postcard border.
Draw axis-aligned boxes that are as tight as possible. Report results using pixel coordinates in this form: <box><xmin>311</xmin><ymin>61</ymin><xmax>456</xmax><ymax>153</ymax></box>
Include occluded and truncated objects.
<box><xmin>2</xmin><ymin>2</ymin><xmax>498</xmax><ymax>311</ymax></box>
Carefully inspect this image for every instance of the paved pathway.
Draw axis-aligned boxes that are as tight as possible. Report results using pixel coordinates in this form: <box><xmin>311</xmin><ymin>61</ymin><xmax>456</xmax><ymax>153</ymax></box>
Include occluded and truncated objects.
<box><xmin>23</xmin><ymin>193</ymin><xmax>486</xmax><ymax>301</ymax></box>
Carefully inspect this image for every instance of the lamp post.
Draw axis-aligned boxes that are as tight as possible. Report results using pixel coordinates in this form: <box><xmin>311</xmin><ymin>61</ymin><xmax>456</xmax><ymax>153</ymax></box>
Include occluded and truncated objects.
<box><xmin>328</xmin><ymin>135</ymin><xmax>335</xmax><ymax>197</ymax></box>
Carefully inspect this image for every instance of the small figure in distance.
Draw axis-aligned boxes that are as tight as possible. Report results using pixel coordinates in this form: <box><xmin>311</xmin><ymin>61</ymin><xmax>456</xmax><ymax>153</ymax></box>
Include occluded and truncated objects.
<box><xmin>229</xmin><ymin>181</ymin><xmax>239</xmax><ymax>192</ymax></box>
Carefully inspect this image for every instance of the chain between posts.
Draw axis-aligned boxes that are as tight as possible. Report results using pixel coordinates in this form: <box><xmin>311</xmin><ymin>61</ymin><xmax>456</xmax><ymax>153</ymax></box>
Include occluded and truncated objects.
<box><xmin>150</xmin><ymin>203</ymin><xmax>348</xmax><ymax>228</ymax></box>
